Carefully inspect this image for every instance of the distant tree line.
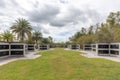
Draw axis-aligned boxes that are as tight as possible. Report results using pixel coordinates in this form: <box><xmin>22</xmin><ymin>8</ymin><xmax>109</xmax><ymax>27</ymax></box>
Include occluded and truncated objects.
<box><xmin>0</xmin><ymin>18</ymin><xmax>53</xmax><ymax>45</ymax></box>
<box><xmin>68</xmin><ymin>11</ymin><xmax>120</xmax><ymax>48</ymax></box>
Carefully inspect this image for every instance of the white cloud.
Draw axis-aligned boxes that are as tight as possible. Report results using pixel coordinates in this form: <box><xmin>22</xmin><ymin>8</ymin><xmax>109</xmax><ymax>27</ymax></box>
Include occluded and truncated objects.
<box><xmin>0</xmin><ymin>0</ymin><xmax>120</xmax><ymax>42</ymax></box>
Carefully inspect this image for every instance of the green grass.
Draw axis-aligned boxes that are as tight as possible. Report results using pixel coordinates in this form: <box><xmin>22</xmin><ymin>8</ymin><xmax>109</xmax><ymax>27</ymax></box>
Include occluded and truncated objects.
<box><xmin>0</xmin><ymin>48</ymin><xmax>120</xmax><ymax>80</ymax></box>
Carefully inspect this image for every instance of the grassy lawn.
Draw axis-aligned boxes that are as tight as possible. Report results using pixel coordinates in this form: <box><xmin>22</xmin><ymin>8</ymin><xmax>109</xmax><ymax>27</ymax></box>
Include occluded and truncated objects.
<box><xmin>0</xmin><ymin>48</ymin><xmax>120</xmax><ymax>80</ymax></box>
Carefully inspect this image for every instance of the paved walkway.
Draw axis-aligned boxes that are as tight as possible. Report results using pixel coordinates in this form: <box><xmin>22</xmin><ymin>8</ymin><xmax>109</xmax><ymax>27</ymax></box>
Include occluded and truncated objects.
<box><xmin>0</xmin><ymin>51</ymin><xmax>41</xmax><ymax>66</ymax></box>
<box><xmin>65</xmin><ymin>48</ymin><xmax>120</xmax><ymax>62</ymax></box>
<box><xmin>80</xmin><ymin>50</ymin><xmax>120</xmax><ymax>62</ymax></box>
<box><xmin>0</xmin><ymin>48</ymin><xmax>55</xmax><ymax>66</ymax></box>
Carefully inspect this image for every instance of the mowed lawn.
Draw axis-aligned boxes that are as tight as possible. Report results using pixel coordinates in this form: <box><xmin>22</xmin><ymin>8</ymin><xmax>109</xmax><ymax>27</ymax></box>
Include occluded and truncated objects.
<box><xmin>0</xmin><ymin>49</ymin><xmax>120</xmax><ymax>80</ymax></box>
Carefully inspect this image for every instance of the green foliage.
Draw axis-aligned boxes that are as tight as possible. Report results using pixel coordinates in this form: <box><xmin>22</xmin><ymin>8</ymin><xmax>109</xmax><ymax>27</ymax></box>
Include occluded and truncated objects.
<box><xmin>11</xmin><ymin>18</ymin><xmax>32</xmax><ymax>42</ymax></box>
<box><xmin>48</xmin><ymin>36</ymin><xmax>53</xmax><ymax>43</ymax></box>
<box><xmin>32</xmin><ymin>31</ymin><xmax>42</xmax><ymax>44</ymax></box>
<box><xmin>26</xmin><ymin>31</ymin><xmax>53</xmax><ymax>44</ymax></box>
<box><xmin>69</xmin><ymin>11</ymin><xmax>120</xmax><ymax>47</ymax></box>
<box><xmin>107</xmin><ymin>11</ymin><xmax>120</xmax><ymax>27</ymax></box>
<box><xmin>87</xmin><ymin>25</ymin><xmax>94</xmax><ymax>35</ymax></box>
<box><xmin>77</xmin><ymin>34</ymin><xmax>96</xmax><ymax>48</ymax></box>
<box><xmin>97</xmin><ymin>24</ymin><xmax>113</xmax><ymax>43</ymax></box>
<box><xmin>41</xmin><ymin>36</ymin><xmax>53</xmax><ymax>44</ymax></box>
<box><xmin>0</xmin><ymin>35</ymin><xmax>2</xmax><ymax>41</ymax></box>
<box><xmin>2</xmin><ymin>30</ymin><xmax>14</xmax><ymax>42</ymax></box>
<box><xmin>69</xmin><ymin>27</ymin><xmax>87</xmax><ymax>43</ymax></box>
<box><xmin>41</xmin><ymin>38</ymin><xmax>50</xmax><ymax>44</ymax></box>
<box><xmin>113</xmin><ymin>25</ymin><xmax>120</xmax><ymax>42</ymax></box>
<box><xmin>35</xmin><ymin>35</ymin><xmax>53</xmax><ymax>44</ymax></box>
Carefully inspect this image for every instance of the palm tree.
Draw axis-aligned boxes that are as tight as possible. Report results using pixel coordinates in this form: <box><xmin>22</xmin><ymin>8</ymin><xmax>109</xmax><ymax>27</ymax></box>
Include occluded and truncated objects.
<box><xmin>2</xmin><ymin>30</ymin><xmax>14</xmax><ymax>42</ymax></box>
<box><xmin>11</xmin><ymin>18</ymin><xmax>32</xmax><ymax>42</ymax></box>
<box><xmin>0</xmin><ymin>34</ymin><xmax>3</xmax><ymax>41</ymax></box>
<box><xmin>32</xmin><ymin>31</ymin><xmax>42</xmax><ymax>49</ymax></box>
<box><xmin>32</xmin><ymin>31</ymin><xmax>42</xmax><ymax>44</ymax></box>
<box><xmin>48</xmin><ymin>36</ymin><xmax>53</xmax><ymax>43</ymax></box>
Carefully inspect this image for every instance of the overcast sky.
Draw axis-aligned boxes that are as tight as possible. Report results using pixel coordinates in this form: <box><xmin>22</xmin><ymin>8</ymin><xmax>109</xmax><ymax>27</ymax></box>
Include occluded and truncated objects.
<box><xmin>0</xmin><ymin>0</ymin><xmax>120</xmax><ymax>42</ymax></box>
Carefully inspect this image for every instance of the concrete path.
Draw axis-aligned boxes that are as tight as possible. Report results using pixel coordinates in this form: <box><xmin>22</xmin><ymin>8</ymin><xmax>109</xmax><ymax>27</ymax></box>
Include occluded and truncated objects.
<box><xmin>0</xmin><ymin>51</ymin><xmax>41</xmax><ymax>66</ymax></box>
<box><xmin>80</xmin><ymin>50</ymin><xmax>120</xmax><ymax>62</ymax></box>
<box><xmin>65</xmin><ymin>48</ymin><xmax>120</xmax><ymax>62</ymax></box>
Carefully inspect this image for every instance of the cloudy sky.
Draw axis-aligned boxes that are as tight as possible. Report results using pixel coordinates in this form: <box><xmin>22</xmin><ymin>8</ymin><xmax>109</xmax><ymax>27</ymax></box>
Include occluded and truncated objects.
<box><xmin>0</xmin><ymin>0</ymin><xmax>120</xmax><ymax>42</ymax></box>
